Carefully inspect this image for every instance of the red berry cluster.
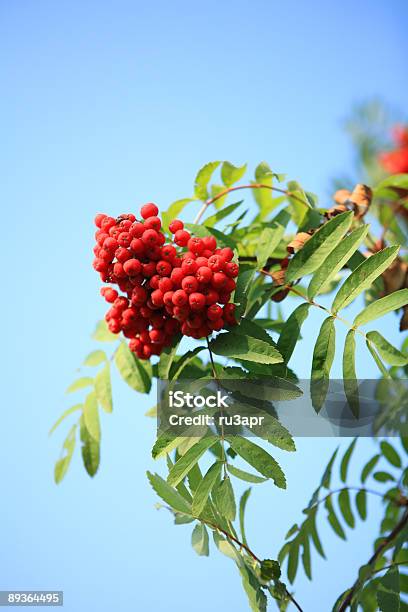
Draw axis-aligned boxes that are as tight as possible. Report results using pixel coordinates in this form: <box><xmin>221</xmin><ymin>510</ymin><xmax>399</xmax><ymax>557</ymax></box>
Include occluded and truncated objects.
<box><xmin>92</xmin><ymin>203</ymin><xmax>238</xmax><ymax>359</ymax></box>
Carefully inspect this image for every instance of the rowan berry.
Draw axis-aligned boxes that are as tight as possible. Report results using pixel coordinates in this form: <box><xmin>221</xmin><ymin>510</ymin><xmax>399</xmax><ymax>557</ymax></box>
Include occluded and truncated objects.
<box><xmin>172</xmin><ymin>290</ymin><xmax>188</xmax><ymax>306</ymax></box>
<box><xmin>161</xmin><ymin>244</ymin><xmax>177</xmax><ymax>261</ymax></box>
<box><xmin>209</xmin><ymin>318</ymin><xmax>224</xmax><ymax>331</ymax></box>
<box><xmin>103</xmin><ymin>237</ymin><xmax>118</xmax><ymax>251</ymax></box>
<box><xmin>151</xmin><ymin>289</ymin><xmax>164</xmax><ymax>306</ymax></box>
<box><xmin>218</xmin><ymin>292</ymin><xmax>232</xmax><ymax>304</ymax></box>
<box><xmin>219</xmin><ymin>247</ymin><xmax>234</xmax><ymax>262</ymax></box>
<box><xmin>225</xmin><ymin>261</ymin><xmax>239</xmax><ymax>278</ymax></box>
<box><xmin>204</xmin><ymin>289</ymin><xmax>219</xmax><ymax>305</ymax></box>
<box><xmin>129</xmin><ymin>222</ymin><xmax>144</xmax><ymax>238</ymax></box>
<box><xmin>189</xmin><ymin>292</ymin><xmax>206</xmax><ymax>311</ymax></box>
<box><xmin>187</xmin><ymin>237</ymin><xmax>205</xmax><ymax>255</ymax></box>
<box><xmin>150</xmin><ymin>328</ymin><xmax>165</xmax><ymax>343</ymax></box>
<box><xmin>171</xmin><ymin>268</ymin><xmax>184</xmax><ymax>286</ymax></box>
<box><xmin>207</xmin><ymin>304</ymin><xmax>223</xmax><ymax>321</ymax></box>
<box><xmin>208</xmin><ymin>255</ymin><xmax>224</xmax><ymax>272</ymax></box>
<box><xmin>203</xmin><ymin>235</ymin><xmax>217</xmax><ymax>250</ymax></box>
<box><xmin>141</xmin><ymin>203</ymin><xmax>159</xmax><ymax>219</ymax></box>
<box><xmin>156</xmin><ymin>260</ymin><xmax>172</xmax><ymax>277</ymax></box>
<box><xmin>108</xmin><ymin>318</ymin><xmax>121</xmax><ymax>333</ymax></box>
<box><xmin>142</xmin><ymin>229</ymin><xmax>159</xmax><ymax>246</ymax></box>
<box><xmin>118</xmin><ymin>232</ymin><xmax>131</xmax><ymax>247</ymax></box>
<box><xmin>182</xmin><ymin>275</ymin><xmax>199</xmax><ymax>294</ymax></box>
<box><xmin>212</xmin><ymin>272</ymin><xmax>227</xmax><ymax>289</ymax></box>
<box><xmin>169</xmin><ymin>219</ymin><xmax>184</xmax><ymax>233</ymax></box>
<box><xmin>95</xmin><ymin>213</ymin><xmax>106</xmax><ymax>227</ymax></box>
<box><xmin>174</xmin><ymin>229</ymin><xmax>191</xmax><ymax>247</ymax></box>
<box><xmin>181</xmin><ymin>258</ymin><xmax>198</xmax><ymax>275</ymax></box>
<box><xmin>123</xmin><ymin>258</ymin><xmax>142</xmax><ymax>276</ymax></box>
<box><xmin>142</xmin><ymin>261</ymin><xmax>156</xmax><ymax>277</ymax></box>
<box><xmin>131</xmin><ymin>286</ymin><xmax>147</xmax><ymax>305</ymax></box>
<box><xmin>104</xmin><ymin>288</ymin><xmax>118</xmax><ymax>303</ymax></box>
<box><xmin>130</xmin><ymin>238</ymin><xmax>145</xmax><ymax>256</ymax></box>
<box><xmin>163</xmin><ymin>291</ymin><xmax>175</xmax><ymax>306</ymax></box>
<box><xmin>101</xmin><ymin>216</ymin><xmax>116</xmax><ymax>231</ymax></box>
<box><xmin>144</xmin><ymin>216</ymin><xmax>161</xmax><ymax>231</ymax></box>
<box><xmin>158</xmin><ymin>277</ymin><xmax>173</xmax><ymax>293</ymax></box>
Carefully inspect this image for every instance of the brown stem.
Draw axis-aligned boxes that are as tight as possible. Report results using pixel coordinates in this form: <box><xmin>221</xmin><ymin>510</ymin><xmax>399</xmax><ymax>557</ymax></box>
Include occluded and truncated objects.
<box><xmin>193</xmin><ymin>183</ymin><xmax>309</xmax><ymax>224</ymax></box>
<box><xmin>337</xmin><ymin>507</ymin><xmax>408</xmax><ymax>611</ymax></box>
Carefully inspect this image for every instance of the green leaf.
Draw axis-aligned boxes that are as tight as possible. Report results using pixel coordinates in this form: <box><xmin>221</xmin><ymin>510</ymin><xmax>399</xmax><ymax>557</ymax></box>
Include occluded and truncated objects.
<box><xmin>207</xmin><ymin>226</ymin><xmax>237</xmax><ymax>250</ymax></box>
<box><xmin>260</xmin><ymin>559</ymin><xmax>281</xmax><ymax>582</ymax></box>
<box><xmin>204</xmin><ymin>200</ymin><xmax>243</xmax><ymax>228</ymax></box>
<box><xmin>286</xmin><ymin>212</ymin><xmax>353</xmax><ymax>283</ymax></box>
<box><xmin>54</xmin><ymin>424</ymin><xmax>76</xmax><ymax>484</ymax></box>
<box><xmin>338</xmin><ymin>489</ymin><xmax>355</xmax><ymax>528</ymax></box>
<box><xmin>308</xmin><ymin>224</ymin><xmax>369</xmax><ymax>299</ymax></box>
<box><xmin>169</xmin><ymin>346</ymin><xmax>205</xmax><ymax>380</ymax></box>
<box><xmin>324</xmin><ymin>496</ymin><xmax>346</xmax><ymax>540</ymax></box>
<box><xmin>147</xmin><ymin>471</ymin><xmax>192</xmax><ymax>515</ymax></box>
<box><xmin>239</xmin><ymin>564</ymin><xmax>268</xmax><ymax>612</ymax></box>
<box><xmin>375</xmin><ymin>172</ymin><xmax>408</xmax><ymax>193</ymax></box>
<box><xmin>256</xmin><ymin>210</ymin><xmax>290</xmax><ymax>269</ymax></box>
<box><xmin>301</xmin><ymin>533</ymin><xmax>312</xmax><ymax>580</ymax></box>
<box><xmin>332</xmin><ymin>246</ymin><xmax>399</xmax><ymax>313</ymax></box>
<box><xmin>340</xmin><ymin>439</ymin><xmax>357</xmax><ymax>483</ymax></box>
<box><xmin>366</xmin><ymin>341</ymin><xmax>390</xmax><ymax>377</ymax></box>
<box><xmin>311</xmin><ymin>317</ymin><xmax>336</xmax><ymax>412</ymax></box>
<box><xmin>343</xmin><ymin>331</ymin><xmax>359</xmax><ymax>417</ymax></box>
<box><xmin>191</xmin><ymin>523</ymin><xmax>209</xmax><ymax>556</ymax></box>
<box><xmin>158</xmin><ymin>338</ymin><xmax>181</xmax><ymax>380</ymax></box>
<box><xmin>167</xmin><ymin>437</ymin><xmax>218</xmax><ymax>486</ymax></box>
<box><xmin>227</xmin><ymin>464</ymin><xmax>267</xmax><ymax>484</ymax></box>
<box><xmin>49</xmin><ymin>404</ymin><xmax>82</xmax><ymax>435</ymax></box>
<box><xmin>92</xmin><ymin>320</ymin><xmax>117</xmax><ymax>342</ymax></box>
<box><xmin>79</xmin><ymin>415</ymin><xmax>100</xmax><ymax>477</ymax></box>
<box><xmin>380</xmin><ymin>441</ymin><xmax>402</xmax><ymax>468</ymax></box>
<box><xmin>221</xmin><ymin>161</ymin><xmax>247</xmax><ymax>187</ymax></box>
<box><xmin>239</xmin><ymin>488</ymin><xmax>251</xmax><ymax>546</ymax></box>
<box><xmin>94</xmin><ymin>364</ymin><xmax>112</xmax><ymax>413</ymax></box>
<box><xmin>194</xmin><ymin>161</ymin><xmax>221</xmax><ymax>200</ymax></box>
<box><xmin>277</xmin><ymin>303</ymin><xmax>310</xmax><ymax>363</ymax></box>
<box><xmin>361</xmin><ymin>454</ymin><xmax>380</xmax><ymax>483</ymax></box>
<box><xmin>83</xmin><ymin>350</ymin><xmax>107</xmax><ymax>367</ymax></box>
<box><xmin>356</xmin><ymin>489</ymin><xmax>367</xmax><ymax>520</ymax></box>
<box><xmin>234</xmin><ymin>264</ymin><xmax>256</xmax><ymax>317</ymax></box>
<box><xmin>354</xmin><ymin>289</ymin><xmax>408</xmax><ymax>327</ymax></box>
<box><xmin>209</xmin><ymin>324</ymin><xmax>283</xmax><ymax>365</ymax></box>
<box><xmin>83</xmin><ymin>392</ymin><xmax>100</xmax><ymax>442</ymax></box>
<box><xmin>373</xmin><ymin>471</ymin><xmax>395</xmax><ymax>483</ymax></box>
<box><xmin>287</xmin><ymin>540</ymin><xmax>300</xmax><ymax>584</ymax></box>
<box><xmin>214</xmin><ymin>477</ymin><xmax>236</xmax><ymax>521</ymax></box>
<box><xmin>226</xmin><ymin>436</ymin><xmax>286</xmax><ymax>489</ymax></box>
<box><xmin>192</xmin><ymin>461</ymin><xmax>223</xmax><ymax>517</ymax></box>
<box><xmin>66</xmin><ymin>377</ymin><xmax>94</xmax><ymax>394</ymax></box>
<box><xmin>321</xmin><ymin>447</ymin><xmax>339</xmax><ymax>489</ymax></box>
<box><xmin>115</xmin><ymin>342</ymin><xmax>152</xmax><ymax>393</ymax></box>
<box><xmin>366</xmin><ymin>331</ymin><xmax>408</xmax><ymax>366</ymax></box>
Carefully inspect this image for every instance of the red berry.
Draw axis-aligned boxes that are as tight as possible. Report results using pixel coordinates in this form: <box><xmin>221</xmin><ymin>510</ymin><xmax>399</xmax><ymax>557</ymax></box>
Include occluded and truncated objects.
<box><xmin>104</xmin><ymin>288</ymin><xmax>118</xmax><ymax>303</ymax></box>
<box><xmin>98</xmin><ymin>248</ymin><xmax>113</xmax><ymax>261</ymax></box>
<box><xmin>142</xmin><ymin>229</ymin><xmax>159</xmax><ymax>245</ymax></box>
<box><xmin>172</xmin><ymin>290</ymin><xmax>188</xmax><ymax>306</ymax></box>
<box><xmin>131</xmin><ymin>286</ymin><xmax>147</xmax><ymax>305</ymax></box>
<box><xmin>203</xmin><ymin>235</ymin><xmax>217</xmax><ymax>250</ymax></box>
<box><xmin>209</xmin><ymin>317</ymin><xmax>224</xmax><ymax>331</ymax></box>
<box><xmin>113</xmin><ymin>262</ymin><xmax>127</xmax><ymax>278</ymax></box>
<box><xmin>150</xmin><ymin>328</ymin><xmax>165</xmax><ymax>343</ymax></box>
<box><xmin>171</xmin><ymin>268</ymin><xmax>184</xmax><ymax>286</ymax></box>
<box><xmin>156</xmin><ymin>260</ymin><xmax>172</xmax><ymax>277</ymax></box>
<box><xmin>169</xmin><ymin>219</ymin><xmax>184</xmax><ymax>233</ymax></box>
<box><xmin>219</xmin><ymin>247</ymin><xmax>234</xmax><ymax>262</ymax></box>
<box><xmin>208</xmin><ymin>255</ymin><xmax>224</xmax><ymax>272</ymax></box>
<box><xmin>95</xmin><ymin>213</ymin><xmax>106</xmax><ymax>228</ymax></box>
<box><xmin>218</xmin><ymin>292</ymin><xmax>231</xmax><ymax>304</ymax></box>
<box><xmin>196</xmin><ymin>266</ymin><xmax>212</xmax><ymax>284</ymax></box>
<box><xmin>144</xmin><ymin>216</ymin><xmax>161</xmax><ymax>231</ymax></box>
<box><xmin>204</xmin><ymin>289</ymin><xmax>219</xmax><ymax>305</ymax></box>
<box><xmin>123</xmin><ymin>258</ymin><xmax>142</xmax><ymax>276</ymax></box>
<box><xmin>225</xmin><ymin>261</ymin><xmax>239</xmax><ymax>278</ymax></box>
<box><xmin>225</xmin><ymin>278</ymin><xmax>236</xmax><ymax>292</ymax></box>
<box><xmin>142</xmin><ymin>261</ymin><xmax>157</xmax><ymax>277</ymax></box>
<box><xmin>101</xmin><ymin>216</ymin><xmax>116</xmax><ymax>231</ymax></box>
<box><xmin>158</xmin><ymin>277</ymin><xmax>173</xmax><ymax>293</ymax></box>
<box><xmin>118</xmin><ymin>232</ymin><xmax>131</xmax><ymax>247</ymax></box>
<box><xmin>224</xmin><ymin>303</ymin><xmax>237</xmax><ymax>325</ymax></box>
<box><xmin>189</xmin><ymin>292</ymin><xmax>206</xmax><ymax>311</ymax></box>
<box><xmin>212</xmin><ymin>272</ymin><xmax>228</xmax><ymax>289</ymax></box>
<box><xmin>195</xmin><ymin>256</ymin><xmax>208</xmax><ymax>268</ymax></box>
<box><xmin>141</xmin><ymin>202</ymin><xmax>159</xmax><ymax>219</ymax></box>
<box><xmin>174</xmin><ymin>229</ymin><xmax>191</xmax><ymax>247</ymax></box>
<box><xmin>129</xmin><ymin>222</ymin><xmax>144</xmax><ymax>238</ymax></box>
<box><xmin>151</xmin><ymin>289</ymin><xmax>164</xmax><ymax>306</ymax></box>
<box><xmin>115</xmin><ymin>247</ymin><xmax>131</xmax><ymax>263</ymax></box>
<box><xmin>108</xmin><ymin>319</ymin><xmax>121</xmax><ymax>333</ymax></box>
<box><xmin>163</xmin><ymin>290</ymin><xmax>174</xmax><ymax>306</ymax></box>
<box><xmin>103</xmin><ymin>237</ymin><xmax>118</xmax><ymax>251</ymax></box>
<box><xmin>161</xmin><ymin>244</ymin><xmax>177</xmax><ymax>261</ymax></box>
<box><xmin>130</xmin><ymin>238</ymin><xmax>145</xmax><ymax>256</ymax></box>
<box><xmin>187</xmin><ymin>237</ymin><xmax>205</xmax><ymax>255</ymax></box>
<box><xmin>181</xmin><ymin>258</ymin><xmax>198</xmax><ymax>275</ymax></box>
<box><xmin>207</xmin><ymin>304</ymin><xmax>223</xmax><ymax>321</ymax></box>
<box><xmin>182</xmin><ymin>275</ymin><xmax>199</xmax><ymax>294</ymax></box>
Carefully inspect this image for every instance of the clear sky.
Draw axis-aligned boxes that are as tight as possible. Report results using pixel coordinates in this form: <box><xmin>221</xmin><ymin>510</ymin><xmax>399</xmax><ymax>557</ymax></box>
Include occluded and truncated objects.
<box><xmin>1</xmin><ymin>1</ymin><xmax>408</xmax><ymax>611</ymax></box>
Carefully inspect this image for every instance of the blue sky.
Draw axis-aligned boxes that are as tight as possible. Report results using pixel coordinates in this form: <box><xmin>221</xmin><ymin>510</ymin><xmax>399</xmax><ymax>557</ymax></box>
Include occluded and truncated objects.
<box><xmin>1</xmin><ymin>1</ymin><xmax>408</xmax><ymax>610</ymax></box>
